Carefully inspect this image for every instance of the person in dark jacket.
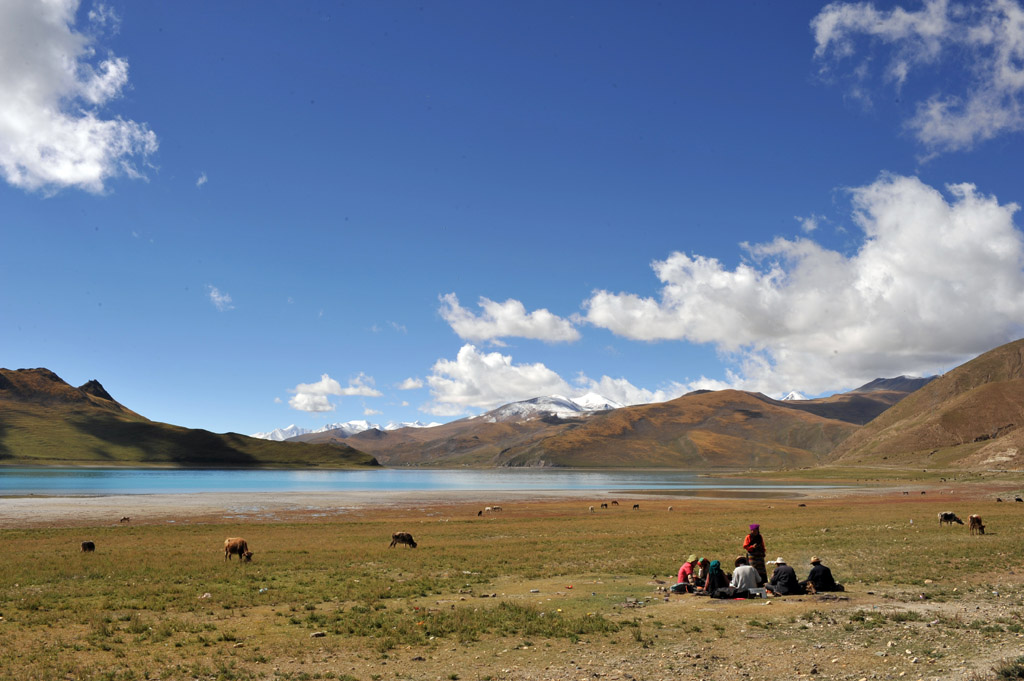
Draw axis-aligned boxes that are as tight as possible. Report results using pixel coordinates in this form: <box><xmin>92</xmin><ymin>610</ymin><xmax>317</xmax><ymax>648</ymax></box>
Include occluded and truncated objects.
<box><xmin>766</xmin><ymin>557</ymin><xmax>804</xmax><ymax>596</ymax></box>
<box><xmin>802</xmin><ymin>556</ymin><xmax>842</xmax><ymax>593</ymax></box>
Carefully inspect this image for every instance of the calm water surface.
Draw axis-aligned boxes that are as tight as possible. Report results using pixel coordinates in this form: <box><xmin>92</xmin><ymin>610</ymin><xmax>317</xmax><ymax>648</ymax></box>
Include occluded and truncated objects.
<box><xmin>0</xmin><ymin>467</ymin><xmax>838</xmax><ymax>496</ymax></box>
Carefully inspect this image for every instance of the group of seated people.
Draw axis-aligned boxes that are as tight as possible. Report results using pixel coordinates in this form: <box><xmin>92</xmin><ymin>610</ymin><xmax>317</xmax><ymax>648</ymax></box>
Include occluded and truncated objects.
<box><xmin>671</xmin><ymin>554</ymin><xmax>842</xmax><ymax>598</ymax></box>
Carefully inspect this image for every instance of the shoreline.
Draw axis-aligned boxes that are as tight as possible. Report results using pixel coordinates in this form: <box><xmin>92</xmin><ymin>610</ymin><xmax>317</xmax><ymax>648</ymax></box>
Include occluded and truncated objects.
<box><xmin>0</xmin><ymin>482</ymin><xmax>903</xmax><ymax>528</ymax></box>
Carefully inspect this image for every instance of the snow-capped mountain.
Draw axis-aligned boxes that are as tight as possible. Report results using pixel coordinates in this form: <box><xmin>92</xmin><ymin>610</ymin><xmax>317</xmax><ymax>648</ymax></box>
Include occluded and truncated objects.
<box><xmin>480</xmin><ymin>393</ymin><xmax>624</xmax><ymax>423</ymax></box>
<box><xmin>250</xmin><ymin>419</ymin><xmax>440</xmax><ymax>441</ymax></box>
<box><xmin>781</xmin><ymin>391</ymin><xmax>808</xmax><ymax>401</ymax></box>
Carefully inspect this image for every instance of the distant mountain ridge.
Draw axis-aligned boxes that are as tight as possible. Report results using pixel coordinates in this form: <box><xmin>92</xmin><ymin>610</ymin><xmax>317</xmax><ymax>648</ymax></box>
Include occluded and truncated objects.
<box><xmin>251</xmin><ymin>419</ymin><xmax>442</xmax><ymax>441</ymax></box>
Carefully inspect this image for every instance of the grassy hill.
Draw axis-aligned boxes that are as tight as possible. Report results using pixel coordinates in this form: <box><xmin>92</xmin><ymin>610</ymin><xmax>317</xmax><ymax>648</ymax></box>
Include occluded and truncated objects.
<box><xmin>0</xmin><ymin>368</ymin><xmax>378</xmax><ymax>468</ymax></box>
<box><xmin>830</xmin><ymin>338</ymin><xmax>1024</xmax><ymax>469</ymax></box>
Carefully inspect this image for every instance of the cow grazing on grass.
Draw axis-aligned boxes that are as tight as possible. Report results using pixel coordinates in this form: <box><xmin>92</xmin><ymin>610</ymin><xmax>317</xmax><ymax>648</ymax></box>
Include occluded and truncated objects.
<box><xmin>997</xmin><ymin>498</ymin><xmax>1004</xmax><ymax>502</ymax></box>
<box><xmin>938</xmin><ymin>512</ymin><xmax>964</xmax><ymax>526</ymax></box>
<box><xmin>224</xmin><ymin>537</ymin><xmax>253</xmax><ymax>561</ymax></box>
<box><xmin>589</xmin><ymin>506</ymin><xmax>595</xmax><ymax>513</ymax></box>
<box><xmin>969</xmin><ymin>515</ymin><xmax>985</xmax><ymax>535</ymax></box>
<box><xmin>491</xmin><ymin>505</ymin><xmax>502</xmax><ymax>512</ymax></box>
<box><xmin>119</xmin><ymin>516</ymin><xmax>130</xmax><ymax>524</ymax></box>
<box><xmin>1016</xmin><ymin>497</ymin><xmax>1023</xmax><ymax>503</ymax></box>
<box><xmin>632</xmin><ymin>503</ymin><xmax>640</xmax><ymax>510</ymax></box>
<box><xmin>81</xmin><ymin>541</ymin><xmax>95</xmax><ymax>552</ymax></box>
<box><xmin>600</xmin><ymin>503</ymin><xmax>608</xmax><ymax>509</ymax></box>
<box><xmin>611</xmin><ymin>500</ymin><xmax>619</xmax><ymax>506</ymax></box>
<box><xmin>389</xmin><ymin>532</ymin><xmax>417</xmax><ymax>548</ymax></box>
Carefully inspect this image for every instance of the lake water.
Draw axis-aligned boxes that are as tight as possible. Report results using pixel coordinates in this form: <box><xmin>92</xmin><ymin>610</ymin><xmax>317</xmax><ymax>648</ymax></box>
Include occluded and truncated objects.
<box><xmin>0</xmin><ymin>467</ymin><xmax>837</xmax><ymax>497</ymax></box>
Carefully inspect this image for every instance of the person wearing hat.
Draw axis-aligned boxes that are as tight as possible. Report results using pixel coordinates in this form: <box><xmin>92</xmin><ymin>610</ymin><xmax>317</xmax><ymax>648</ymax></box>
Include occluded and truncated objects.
<box><xmin>677</xmin><ymin>554</ymin><xmax>699</xmax><ymax>586</ymax></box>
<box><xmin>742</xmin><ymin>524</ymin><xmax>767</xmax><ymax>586</ymax></box>
<box><xmin>766</xmin><ymin>557</ymin><xmax>804</xmax><ymax>596</ymax></box>
<box><xmin>802</xmin><ymin>556</ymin><xmax>841</xmax><ymax>593</ymax></box>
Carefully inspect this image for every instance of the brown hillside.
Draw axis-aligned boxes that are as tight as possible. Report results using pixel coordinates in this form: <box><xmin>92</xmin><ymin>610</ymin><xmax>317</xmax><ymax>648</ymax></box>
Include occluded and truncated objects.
<box><xmin>0</xmin><ymin>368</ymin><xmax>141</xmax><ymax>417</ymax></box>
<box><xmin>830</xmin><ymin>338</ymin><xmax>1024</xmax><ymax>469</ymax></box>
<box><xmin>315</xmin><ymin>389</ymin><xmax>860</xmax><ymax>468</ymax></box>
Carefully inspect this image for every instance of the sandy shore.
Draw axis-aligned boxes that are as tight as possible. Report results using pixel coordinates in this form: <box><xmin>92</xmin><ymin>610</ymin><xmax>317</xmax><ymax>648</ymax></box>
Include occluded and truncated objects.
<box><xmin>0</xmin><ymin>481</ymin><xmax>902</xmax><ymax>528</ymax></box>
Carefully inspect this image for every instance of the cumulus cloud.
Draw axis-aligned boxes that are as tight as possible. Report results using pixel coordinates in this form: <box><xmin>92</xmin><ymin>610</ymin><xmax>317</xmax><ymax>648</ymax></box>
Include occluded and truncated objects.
<box><xmin>423</xmin><ymin>343</ymin><xmax>685</xmax><ymax>415</ymax></box>
<box><xmin>439</xmin><ymin>293</ymin><xmax>581</xmax><ymax>343</ymax></box>
<box><xmin>574</xmin><ymin>374</ymin><xmax>689</xmax><ymax>406</ymax></box>
<box><xmin>398</xmin><ymin>377</ymin><xmax>424</xmax><ymax>390</ymax></box>
<box><xmin>812</xmin><ymin>0</ymin><xmax>1024</xmax><ymax>152</ymax></box>
<box><xmin>0</xmin><ymin>0</ymin><xmax>158</xmax><ymax>193</ymax></box>
<box><xmin>287</xmin><ymin>372</ymin><xmax>383</xmax><ymax>413</ymax></box>
<box><xmin>425</xmin><ymin>344</ymin><xmax>572</xmax><ymax>415</ymax></box>
<box><xmin>207</xmin><ymin>285</ymin><xmax>234</xmax><ymax>311</ymax></box>
<box><xmin>583</xmin><ymin>173</ymin><xmax>1024</xmax><ymax>396</ymax></box>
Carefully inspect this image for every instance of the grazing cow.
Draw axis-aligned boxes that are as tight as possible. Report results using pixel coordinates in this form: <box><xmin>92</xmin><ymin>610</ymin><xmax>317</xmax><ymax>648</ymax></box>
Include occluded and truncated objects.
<box><xmin>484</xmin><ymin>506</ymin><xmax>493</xmax><ymax>513</ymax></box>
<box><xmin>477</xmin><ymin>510</ymin><xmax>483</xmax><ymax>516</ymax></box>
<box><xmin>997</xmin><ymin>498</ymin><xmax>1003</xmax><ymax>502</ymax></box>
<box><xmin>600</xmin><ymin>503</ymin><xmax>608</xmax><ymax>509</ymax></box>
<box><xmin>491</xmin><ymin>505</ymin><xmax>502</xmax><ymax>512</ymax></box>
<box><xmin>969</xmin><ymin>514</ymin><xmax>985</xmax><ymax>535</ymax></box>
<box><xmin>1016</xmin><ymin>497</ymin><xmax>1023</xmax><ymax>503</ymax></box>
<box><xmin>81</xmin><ymin>541</ymin><xmax>95</xmax><ymax>552</ymax></box>
<box><xmin>632</xmin><ymin>503</ymin><xmax>640</xmax><ymax>510</ymax></box>
<box><xmin>902</xmin><ymin>491</ymin><xmax>909</xmax><ymax>496</ymax></box>
<box><xmin>224</xmin><ymin>537</ymin><xmax>253</xmax><ymax>561</ymax></box>
<box><xmin>589</xmin><ymin>505</ymin><xmax>595</xmax><ymax>513</ymax></box>
<box><xmin>798</xmin><ymin>503</ymin><xmax>807</xmax><ymax>507</ymax></box>
<box><xmin>119</xmin><ymin>516</ymin><xmax>130</xmax><ymax>524</ymax></box>
<box><xmin>611</xmin><ymin>500</ymin><xmax>619</xmax><ymax>506</ymax></box>
<box><xmin>389</xmin><ymin>531</ymin><xmax>417</xmax><ymax>548</ymax></box>
<box><xmin>938</xmin><ymin>512</ymin><xmax>964</xmax><ymax>526</ymax></box>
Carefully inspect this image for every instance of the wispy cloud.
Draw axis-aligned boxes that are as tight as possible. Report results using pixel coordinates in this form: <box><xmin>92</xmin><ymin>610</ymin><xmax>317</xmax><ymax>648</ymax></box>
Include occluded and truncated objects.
<box><xmin>196</xmin><ymin>172</ymin><xmax>208</xmax><ymax>188</ymax></box>
<box><xmin>207</xmin><ymin>285</ymin><xmax>234</xmax><ymax>312</ymax></box>
<box><xmin>812</xmin><ymin>0</ymin><xmax>1024</xmax><ymax>153</ymax></box>
<box><xmin>583</xmin><ymin>173</ymin><xmax>1024</xmax><ymax>395</ymax></box>
<box><xmin>439</xmin><ymin>293</ymin><xmax>580</xmax><ymax>343</ymax></box>
<box><xmin>0</xmin><ymin>0</ymin><xmax>157</xmax><ymax>193</ymax></box>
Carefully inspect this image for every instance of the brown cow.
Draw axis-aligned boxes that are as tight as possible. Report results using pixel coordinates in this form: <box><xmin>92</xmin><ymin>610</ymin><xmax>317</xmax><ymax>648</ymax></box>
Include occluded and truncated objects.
<box><xmin>389</xmin><ymin>531</ymin><xmax>417</xmax><ymax>548</ymax></box>
<box><xmin>224</xmin><ymin>537</ymin><xmax>253</xmax><ymax>561</ymax></box>
<box><xmin>969</xmin><ymin>514</ymin><xmax>986</xmax><ymax>535</ymax></box>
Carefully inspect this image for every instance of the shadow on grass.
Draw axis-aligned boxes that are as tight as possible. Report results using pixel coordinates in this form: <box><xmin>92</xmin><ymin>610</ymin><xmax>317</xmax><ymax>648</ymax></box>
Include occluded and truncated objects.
<box><xmin>69</xmin><ymin>413</ymin><xmax>260</xmax><ymax>466</ymax></box>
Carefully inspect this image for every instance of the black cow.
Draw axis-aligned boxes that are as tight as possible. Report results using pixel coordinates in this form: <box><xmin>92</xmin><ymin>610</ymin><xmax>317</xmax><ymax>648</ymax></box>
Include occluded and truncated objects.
<box><xmin>389</xmin><ymin>531</ymin><xmax>417</xmax><ymax>548</ymax></box>
<box><xmin>938</xmin><ymin>512</ymin><xmax>963</xmax><ymax>526</ymax></box>
<box><xmin>81</xmin><ymin>541</ymin><xmax>95</xmax><ymax>552</ymax></box>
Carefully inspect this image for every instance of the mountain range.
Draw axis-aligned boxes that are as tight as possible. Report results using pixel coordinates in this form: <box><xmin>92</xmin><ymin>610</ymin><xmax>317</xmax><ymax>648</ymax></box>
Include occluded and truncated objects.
<box><xmin>9</xmin><ymin>337</ymin><xmax>1024</xmax><ymax>470</ymax></box>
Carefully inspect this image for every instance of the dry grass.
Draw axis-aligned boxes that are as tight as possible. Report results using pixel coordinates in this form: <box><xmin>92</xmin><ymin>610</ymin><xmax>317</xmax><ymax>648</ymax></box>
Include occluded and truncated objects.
<box><xmin>2</xmin><ymin>486</ymin><xmax>1024</xmax><ymax>680</ymax></box>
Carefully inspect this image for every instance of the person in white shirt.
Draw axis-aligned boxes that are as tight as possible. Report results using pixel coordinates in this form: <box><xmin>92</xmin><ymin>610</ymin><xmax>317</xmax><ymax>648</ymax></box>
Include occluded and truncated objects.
<box><xmin>730</xmin><ymin>556</ymin><xmax>760</xmax><ymax>591</ymax></box>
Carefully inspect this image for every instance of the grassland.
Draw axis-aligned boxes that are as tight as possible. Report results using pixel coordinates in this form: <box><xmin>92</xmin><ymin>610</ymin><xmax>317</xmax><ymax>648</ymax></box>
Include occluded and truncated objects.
<box><xmin>2</xmin><ymin>482</ymin><xmax>1024</xmax><ymax>681</ymax></box>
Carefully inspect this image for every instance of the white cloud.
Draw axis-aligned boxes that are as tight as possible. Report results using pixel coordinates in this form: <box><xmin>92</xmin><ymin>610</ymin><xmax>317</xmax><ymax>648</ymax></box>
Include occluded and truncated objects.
<box><xmin>196</xmin><ymin>172</ymin><xmax>208</xmax><ymax>188</ymax></box>
<box><xmin>398</xmin><ymin>377</ymin><xmax>424</xmax><ymax>390</ymax></box>
<box><xmin>574</xmin><ymin>374</ymin><xmax>688</xmax><ymax>406</ymax></box>
<box><xmin>423</xmin><ymin>343</ymin><xmax>683</xmax><ymax>415</ymax></box>
<box><xmin>424</xmin><ymin>344</ymin><xmax>572</xmax><ymax>415</ymax></box>
<box><xmin>0</xmin><ymin>0</ymin><xmax>157</xmax><ymax>193</ymax></box>
<box><xmin>339</xmin><ymin>372</ymin><xmax>383</xmax><ymax>397</ymax></box>
<box><xmin>364</xmin><ymin>407</ymin><xmax>382</xmax><ymax>416</ymax></box>
<box><xmin>207</xmin><ymin>285</ymin><xmax>234</xmax><ymax>312</ymax></box>
<box><xmin>812</xmin><ymin>0</ymin><xmax>1024</xmax><ymax>152</ymax></box>
<box><xmin>583</xmin><ymin>173</ymin><xmax>1024</xmax><ymax>396</ymax></box>
<box><xmin>795</xmin><ymin>214</ymin><xmax>823</xmax><ymax>233</ymax></box>
<box><xmin>288</xmin><ymin>374</ymin><xmax>344</xmax><ymax>413</ymax></box>
<box><xmin>287</xmin><ymin>372</ymin><xmax>383</xmax><ymax>413</ymax></box>
<box><xmin>439</xmin><ymin>293</ymin><xmax>581</xmax><ymax>343</ymax></box>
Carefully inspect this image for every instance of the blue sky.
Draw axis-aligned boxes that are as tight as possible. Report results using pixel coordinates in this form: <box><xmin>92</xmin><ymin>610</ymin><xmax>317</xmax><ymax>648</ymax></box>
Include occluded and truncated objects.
<box><xmin>4</xmin><ymin>0</ymin><xmax>1024</xmax><ymax>435</ymax></box>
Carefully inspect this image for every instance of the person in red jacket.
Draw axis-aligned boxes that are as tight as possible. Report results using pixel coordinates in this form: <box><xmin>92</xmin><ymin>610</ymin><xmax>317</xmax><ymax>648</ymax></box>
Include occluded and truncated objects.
<box><xmin>743</xmin><ymin>523</ymin><xmax>767</xmax><ymax>586</ymax></box>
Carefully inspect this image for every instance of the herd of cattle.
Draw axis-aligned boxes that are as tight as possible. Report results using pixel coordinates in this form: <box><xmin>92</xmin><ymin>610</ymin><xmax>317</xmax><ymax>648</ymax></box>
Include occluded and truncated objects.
<box><xmin>76</xmin><ymin>496</ymin><xmax>1013</xmax><ymax>555</ymax></box>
